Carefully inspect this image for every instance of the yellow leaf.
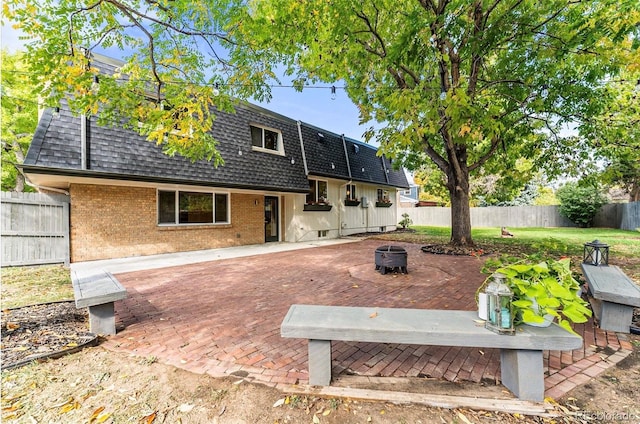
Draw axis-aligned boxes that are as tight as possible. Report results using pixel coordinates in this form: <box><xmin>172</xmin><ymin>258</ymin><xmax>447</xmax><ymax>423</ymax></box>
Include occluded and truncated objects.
<box><xmin>66</xmin><ymin>342</ymin><xmax>78</xmax><ymax>348</ymax></box>
<box><xmin>369</xmin><ymin>312</ymin><xmax>378</xmax><ymax>318</ymax></box>
<box><xmin>97</xmin><ymin>412</ymin><xmax>112</xmax><ymax>423</ymax></box>
<box><xmin>60</xmin><ymin>403</ymin><xmax>75</xmax><ymax>414</ymax></box>
<box><xmin>323</xmin><ymin>409</ymin><xmax>331</xmax><ymax>416</ymax></box>
<box><xmin>312</xmin><ymin>414</ymin><xmax>320</xmax><ymax>424</ymax></box>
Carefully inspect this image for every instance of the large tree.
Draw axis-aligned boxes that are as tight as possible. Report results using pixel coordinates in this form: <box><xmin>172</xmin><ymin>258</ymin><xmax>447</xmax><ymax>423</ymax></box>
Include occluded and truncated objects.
<box><xmin>228</xmin><ymin>1</ymin><xmax>639</xmax><ymax>246</ymax></box>
<box><xmin>5</xmin><ymin>0</ymin><xmax>639</xmax><ymax>246</ymax></box>
<box><xmin>1</xmin><ymin>50</ymin><xmax>38</xmax><ymax>192</ymax></box>
<box><xmin>580</xmin><ymin>72</ymin><xmax>640</xmax><ymax>202</ymax></box>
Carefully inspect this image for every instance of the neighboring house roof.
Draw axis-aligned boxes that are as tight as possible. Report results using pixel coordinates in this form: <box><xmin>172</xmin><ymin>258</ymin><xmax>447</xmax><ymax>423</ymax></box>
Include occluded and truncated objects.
<box><xmin>400</xmin><ymin>194</ymin><xmax>419</xmax><ymax>204</ymax></box>
<box><xmin>23</xmin><ymin>54</ymin><xmax>408</xmax><ymax>192</ymax></box>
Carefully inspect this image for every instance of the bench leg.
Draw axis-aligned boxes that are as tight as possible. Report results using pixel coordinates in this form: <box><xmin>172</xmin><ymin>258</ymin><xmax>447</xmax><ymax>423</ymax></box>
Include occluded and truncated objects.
<box><xmin>599</xmin><ymin>302</ymin><xmax>633</xmax><ymax>333</ymax></box>
<box><xmin>308</xmin><ymin>340</ymin><xmax>332</xmax><ymax>386</ymax></box>
<box><xmin>88</xmin><ymin>302</ymin><xmax>117</xmax><ymax>335</ymax></box>
<box><xmin>500</xmin><ymin>349</ymin><xmax>544</xmax><ymax>401</ymax></box>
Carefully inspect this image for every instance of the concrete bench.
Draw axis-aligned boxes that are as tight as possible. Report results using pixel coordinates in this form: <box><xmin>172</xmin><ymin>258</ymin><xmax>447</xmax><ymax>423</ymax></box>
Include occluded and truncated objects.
<box><xmin>581</xmin><ymin>264</ymin><xmax>640</xmax><ymax>333</ymax></box>
<box><xmin>72</xmin><ymin>270</ymin><xmax>127</xmax><ymax>335</ymax></box>
<box><xmin>281</xmin><ymin>304</ymin><xmax>583</xmax><ymax>402</ymax></box>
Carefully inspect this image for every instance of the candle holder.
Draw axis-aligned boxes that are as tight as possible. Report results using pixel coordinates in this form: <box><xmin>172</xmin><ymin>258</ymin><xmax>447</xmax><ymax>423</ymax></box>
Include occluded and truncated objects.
<box><xmin>583</xmin><ymin>240</ymin><xmax>609</xmax><ymax>266</ymax></box>
<box><xmin>485</xmin><ymin>273</ymin><xmax>515</xmax><ymax>335</ymax></box>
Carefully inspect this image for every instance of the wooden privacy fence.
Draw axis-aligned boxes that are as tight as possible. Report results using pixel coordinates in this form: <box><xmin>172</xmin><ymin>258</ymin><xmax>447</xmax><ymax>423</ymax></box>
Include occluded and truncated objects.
<box><xmin>1</xmin><ymin>192</ymin><xmax>70</xmax><ymax>266</ymax></box>
<box><xmin>398</xmin><ymin>202</ymin><xmax>640</xmax><ymax>231</ymax></box>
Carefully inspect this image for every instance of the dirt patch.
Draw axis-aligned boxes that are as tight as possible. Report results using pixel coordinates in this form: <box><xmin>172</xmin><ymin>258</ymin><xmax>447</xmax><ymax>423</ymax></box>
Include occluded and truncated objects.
<box><xmin>1</xmin><ymin>301</ymin><xmax>96</xmax><ymax>369</ymax></box>
<box><xmin>0</xmin><ymin>347</ymin><xmax>561</xmax><ymax>423</ymax></box>
<box><xmin>421</xmin><ymin>244</ymin><xmax>490</xmax><ymax>256</ymax></box>
<box><xmin>560</xmin><ymin>337</ymin><xmax>640</xmax><ymax>424</ymax></box>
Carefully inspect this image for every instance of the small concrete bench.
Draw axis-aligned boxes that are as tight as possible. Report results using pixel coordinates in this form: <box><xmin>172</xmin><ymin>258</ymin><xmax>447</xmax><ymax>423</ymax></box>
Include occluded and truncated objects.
<box><xmin>72</xmin><ymin>270</ymin><xmax>127</xmax><ymax>335</ymax></box>
<box><xmin>581</xmin><ymin>264</ymin><xmax>640</xmax><ymax>333</ymax></box>
<box><xmin>281</xmin><ymin>305</ymin><xmax>582</xmax><ymax>402</ymax></box>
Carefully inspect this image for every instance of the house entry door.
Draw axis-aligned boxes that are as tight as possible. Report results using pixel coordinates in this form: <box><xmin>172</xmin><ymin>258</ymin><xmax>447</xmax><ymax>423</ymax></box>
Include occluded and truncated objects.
<box><xmin>264</xmin><ymin>196</ymin><xmax>279</xmax><ymax>242</ymax></box>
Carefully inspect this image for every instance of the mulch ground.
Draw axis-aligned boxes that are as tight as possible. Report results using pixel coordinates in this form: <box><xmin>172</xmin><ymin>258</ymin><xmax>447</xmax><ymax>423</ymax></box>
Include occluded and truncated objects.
<box><xmin>1</xmin><ymin>301</ymin><xmax>96</xmax><ymax>369</ymax></box>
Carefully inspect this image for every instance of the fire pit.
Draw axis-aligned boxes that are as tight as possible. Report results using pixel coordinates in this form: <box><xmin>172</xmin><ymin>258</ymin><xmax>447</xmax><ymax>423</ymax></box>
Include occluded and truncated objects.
<box><xmin>375</xmin><ymin>245</ymin><xmax>408</xmax><ymax>275</ymax></box>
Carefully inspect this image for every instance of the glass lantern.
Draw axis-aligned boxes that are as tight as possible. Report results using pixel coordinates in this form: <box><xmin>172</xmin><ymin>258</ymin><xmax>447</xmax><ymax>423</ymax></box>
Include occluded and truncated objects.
<box><xmin>485</xmin><ymin>273</ymin><xmax>515</xmax><ymax>335</ymax></box>
<box><xmin>583</xmin><ymin>240</ymin><xmax>609</xmax><ymax>266</ymax></box>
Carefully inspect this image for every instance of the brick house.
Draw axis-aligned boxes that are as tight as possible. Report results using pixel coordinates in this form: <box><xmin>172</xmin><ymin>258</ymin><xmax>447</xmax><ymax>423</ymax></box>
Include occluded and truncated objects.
<box><xmin>22</xmin><ymin>56</ymin><xmax>408</xmax><ymax>262</ymax></box>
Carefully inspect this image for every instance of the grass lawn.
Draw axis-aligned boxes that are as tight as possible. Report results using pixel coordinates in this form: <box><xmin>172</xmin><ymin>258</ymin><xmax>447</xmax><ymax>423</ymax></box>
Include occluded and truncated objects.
<box><xmin>376</xmin><ymin>226</ymin><xmax>640</xmax><ymax>281</ymax></box>
<box><xmin>1</xmin><ymin>265</ymin><xmax>73</xmax><ymax>309</ymax></box>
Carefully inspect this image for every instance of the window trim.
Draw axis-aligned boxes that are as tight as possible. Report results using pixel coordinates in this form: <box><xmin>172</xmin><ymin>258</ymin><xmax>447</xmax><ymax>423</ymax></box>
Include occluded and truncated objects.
<box><xmin>307</xmin><ymin>178</ymin><xmax>329</xmax><ymax>205</ymax></box>
<box><xmin>249</xmin><ymin>123</ymin><xmax>285</xmax><ymax>156</ymax></box>
<box><xmin>157</xmin><ymin>189</ymin><xmax>230</xmax><ymax>226</ymax></box>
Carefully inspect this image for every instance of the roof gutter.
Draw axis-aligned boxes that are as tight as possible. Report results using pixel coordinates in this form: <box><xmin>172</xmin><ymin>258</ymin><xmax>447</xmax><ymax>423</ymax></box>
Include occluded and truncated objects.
<box><xmin>20</xmin><ymin>165</ymin><xmax>310</xmax><ymax>194</ymax></box>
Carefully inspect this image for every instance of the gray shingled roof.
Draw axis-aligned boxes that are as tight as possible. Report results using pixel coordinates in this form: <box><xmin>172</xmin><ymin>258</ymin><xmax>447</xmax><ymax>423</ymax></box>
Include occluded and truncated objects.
<box><xmin>24</xmin><ymin>101</ymin><xmax>310</xmax><ymax>193</ymax></box>
<box><xmin>24</xmin><ymin>54</ymin><xmax>408</xmax><ymax>191</ymax></box>
<box><xmin>298</xmin><ymin>124</ymin><xmax>408</xmax><ymax>189</ymax></box>
<box><xmin>298</xmin><ymin>123</ymin><xmax>350</xmax><ymax>180</ymax></box>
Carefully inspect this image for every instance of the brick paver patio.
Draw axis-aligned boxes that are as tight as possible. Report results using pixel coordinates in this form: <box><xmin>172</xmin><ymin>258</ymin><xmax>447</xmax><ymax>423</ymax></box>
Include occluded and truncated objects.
<box><xmin>101</xmin><ymin>239</ymin><xmax>633</xmax><ymax>400</ymax></box>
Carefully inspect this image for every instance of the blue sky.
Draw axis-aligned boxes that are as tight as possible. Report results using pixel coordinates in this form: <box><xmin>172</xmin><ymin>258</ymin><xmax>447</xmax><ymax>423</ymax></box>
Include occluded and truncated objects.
<box><xmin>1</xmin><ymin>25</ymin><xmax>374</xmax><ymax>143</ymax></box>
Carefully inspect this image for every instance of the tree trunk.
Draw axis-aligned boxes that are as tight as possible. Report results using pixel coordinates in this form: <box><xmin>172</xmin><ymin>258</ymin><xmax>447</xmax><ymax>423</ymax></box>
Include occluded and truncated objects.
<box><xmin>446</xmin><ymin>165</ymin><xmax>475</xmax><ymax>247</ymax></box>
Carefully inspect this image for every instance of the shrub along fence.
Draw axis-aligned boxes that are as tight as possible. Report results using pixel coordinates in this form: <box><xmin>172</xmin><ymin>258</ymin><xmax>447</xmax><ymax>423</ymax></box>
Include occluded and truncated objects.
<box><xmin>398</xmin><ymin>202</ymin><xmax>640</xmax><ymax>231</ymax></box>
<box><xmin>1</xmin><ymin>192</ymin><xmax>70</xmax><ymax>266</ymax></box>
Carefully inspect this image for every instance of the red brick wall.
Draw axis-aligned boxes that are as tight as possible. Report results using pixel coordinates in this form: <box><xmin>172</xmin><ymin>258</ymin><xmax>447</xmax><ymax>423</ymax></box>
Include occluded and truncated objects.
<box><xmin>70</xmin><ymin>184</ymin><xmax>265</xmax><ymax>262</ymax></box>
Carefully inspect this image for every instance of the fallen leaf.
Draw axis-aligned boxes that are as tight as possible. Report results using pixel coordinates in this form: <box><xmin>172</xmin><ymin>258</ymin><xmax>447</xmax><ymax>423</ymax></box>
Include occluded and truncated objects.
<box><xmin>352</xmin><ymin>284</ymin><xmax>359</xmax><ymax>288</ymax></box>
<box><xmin>140</xmin><ymin>411</ymin><xmax>156</xmax><ymax>423</ymax></box>
<box><xmin>323</xmin><ymin>409</ymin><xmax>331</xmax><ymax>416</ymax></box>
<box><xmin>6</xmin><ymin>322</ymin><xmax>20</xmax><ymax>331</ymax></box>
<box><xmin>177</xmin><ymin>404</ymin><xmax>195</xmax><ymax>413</ymax></box>
<box><xmin>312</xmin><ymin>414</ymin><xmax>320</xmax><ymax>424</ymax></box>
<box><xmin>96</xmin><ymin>412</ymin><xmax>112</xmax><ymax>423</ymax></box>
<box><xmin>369</xmin><ymin>312</ymin><xmax>378</xmax><ymax>318</ymax></box>
<box><xmin>456</xmin><ymin>410</ymin><xmax>473</xmax><ymax>424</ymax></box>
<box><xmin>273</xmin><ymin>398</ymin><xmax>285</xmax><ymax>408</ymax></box>
<box><xmin>89</xmin><ymin>406</ymin><xmax>105</xmax><ymax>422</ymax></box>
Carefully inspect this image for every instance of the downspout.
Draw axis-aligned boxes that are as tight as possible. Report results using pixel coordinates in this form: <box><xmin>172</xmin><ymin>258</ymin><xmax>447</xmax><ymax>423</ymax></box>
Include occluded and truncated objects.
<box><xmin>80</xmin><ymin>114</ymin><xmax>88</xmax><ymax>170</ymax></box>
<box><xmin>340</xmin><ymin>135</ymin><xmax>353</xmax><ymax>237</ymax></box>
<box><xmin>296</xmin><ymin>121</ymin><xmax>309</xmax><ymax>176</ymax></box>
<box><xmin>381</xmin><ymin>156</ymin><xmax>390</xmax><ymax>185</ymax></box>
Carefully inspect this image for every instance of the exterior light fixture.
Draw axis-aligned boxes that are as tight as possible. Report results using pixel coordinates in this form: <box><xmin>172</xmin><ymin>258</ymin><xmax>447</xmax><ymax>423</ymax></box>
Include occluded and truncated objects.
<box><xmin>583</xmin><ymin>240</ymin><xmax>609</xmax><ymax>266</ymax></box>
<box><xmin>331</xmin><ymin>85</ymin><xmax>336</xmax><ymax>100</ymax></box>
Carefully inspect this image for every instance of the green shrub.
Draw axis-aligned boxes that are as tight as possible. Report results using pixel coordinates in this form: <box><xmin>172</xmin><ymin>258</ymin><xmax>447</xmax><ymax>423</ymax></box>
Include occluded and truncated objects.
<box><xmin>398</xmin><ymin>213</ymin><xmax>413</xmax><ymax>229</ymax></box>
<box><xmin>556</xmin><ymin>182</ymin><xmax>607</xmax><ymax>227</ymax></box>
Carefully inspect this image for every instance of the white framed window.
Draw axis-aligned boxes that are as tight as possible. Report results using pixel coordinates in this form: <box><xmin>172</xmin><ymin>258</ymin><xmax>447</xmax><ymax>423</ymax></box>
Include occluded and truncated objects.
<box><xmin>346</xmin><ymin>184</ymin><xmax>357</xmax><ymax>201</ymax></box>
<box><xmin>377</xmin><ymin>188</ymin><xmax>390</xmax><ymax>202</ymax></box>
<box><xmin>158</xmin><ymin>190</ymin><xmax>229</xmax><ymax>225</ymax></box>
<box><xmin>250</xmin><ymin>124</ymin><xmax>284</xmax><ymax>155</ymax></box>
<box><xmin>307</xmin><ymin>179</ymin><xmax>329</xmax><ymax>204</ymax></box>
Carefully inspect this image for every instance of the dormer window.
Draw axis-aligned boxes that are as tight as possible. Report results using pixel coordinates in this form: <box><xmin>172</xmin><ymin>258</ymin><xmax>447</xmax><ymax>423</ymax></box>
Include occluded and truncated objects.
<box><xmin>250</xmin><ymin>124</ymin><xmax>284</xmax><ymax>155</ymax></box>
